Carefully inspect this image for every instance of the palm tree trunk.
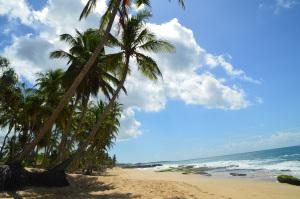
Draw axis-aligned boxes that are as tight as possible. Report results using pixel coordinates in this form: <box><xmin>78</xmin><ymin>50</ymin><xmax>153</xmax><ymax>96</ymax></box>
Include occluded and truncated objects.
<box><xmin>55</xmin><ymin>100</ymin><xmax>78</xmax><ymax>163</ymax></box>
<box><xmin>52</xmin><ymin>55</ymin><xmax>130</xmax><ymax>171</ymax></box>
<box><xmin>0</xmin><ymin>125</ymin><xmax>13</xmax><ymax>159</ymax></box>
<box><xmin>55</xmin><ymin>120</ymin><xmax>72</xmax><ymax>163</ymax></box>
<box><xmin>55</xmin><ymin>98</ymin><xmax>88</xmax><ymax>163</ymax></box>
<box><xmin>12</xmin><ymin>0</ymin><xmax>122</xmax><ymax>163</ymax></box>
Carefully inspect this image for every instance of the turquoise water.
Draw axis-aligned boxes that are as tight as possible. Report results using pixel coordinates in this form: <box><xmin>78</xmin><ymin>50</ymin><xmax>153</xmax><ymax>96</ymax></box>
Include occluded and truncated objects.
<box><xmin>157</xmin><ymin>145</ymin><xmax>300</xmax><ymax>180</ymax></box>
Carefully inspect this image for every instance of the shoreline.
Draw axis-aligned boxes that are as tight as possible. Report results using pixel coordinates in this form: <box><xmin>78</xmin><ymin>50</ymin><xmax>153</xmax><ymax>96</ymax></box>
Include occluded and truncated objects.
<box><xmin>0</xmin><ymin>167</ymin><xmax>299</xmax><ymax>199</ymax></box>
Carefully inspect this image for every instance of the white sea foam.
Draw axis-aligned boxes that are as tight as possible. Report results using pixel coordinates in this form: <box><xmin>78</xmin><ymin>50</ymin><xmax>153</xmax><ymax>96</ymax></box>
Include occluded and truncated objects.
<box><xmin>156</xmin><ymin>159</ymin><xmax>300</xmax><ymax>178</ymax></box>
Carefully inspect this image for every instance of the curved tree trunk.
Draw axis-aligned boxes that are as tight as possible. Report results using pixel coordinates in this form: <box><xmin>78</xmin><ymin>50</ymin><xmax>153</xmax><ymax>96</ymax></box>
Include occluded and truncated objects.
<box><xmin>54</xmin><ymin>99</ymin><xmax>78</xmax><ymax>163</ymax></box>
<box><xmin>53</xmin><ymin>55</ymin><xmax>130</xmax><ymax>170</ymax></box>
<box><xmin>12</xmin><ymin>0</ymin><xmax>122</xmax><ymax>163</ymax></box>
<box><xmin>55</xmin><ymin>120</ymin><xmax>72</xmax><ymax>163</ymax></box>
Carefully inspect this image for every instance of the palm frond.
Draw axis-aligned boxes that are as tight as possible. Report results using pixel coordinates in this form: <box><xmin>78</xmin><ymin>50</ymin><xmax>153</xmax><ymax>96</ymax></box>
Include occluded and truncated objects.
<box><xmin>59</xmin><ymin>34</ymin><xmax>77</xmax><ymax>46</ymax></box>
<box><xmin>103</xmin><ymin>71</ymin><xmax>127</xmax><ymax>95</ymax></box>
<box><xmin>102</xmin><ymin>52</ymin><xmax>124</xmax><ymax>69</ymax></box>
<box><xmin>107</xmin><ymin>33</ymin><xmax>123</xmax><ymax>47</ymax></box>
<box><xmin>79</xmin><ymin>0</ymin><xmax>97</xmax><ymax>20</ymax></box>
<box><xmin>133</xmin><ymin>28</ymin><xmax>155</xmax><ymax>46</ymax></box>
<box><xmin>135</xmin><ymin>52</ymin><xmax>162</xmax><ymax>80</ymax></box>
<box><xmin>135</xmin><ymin>0</ymin><xmax>151</xmax><ymax>7</ymax></box>
<box><xmin>134</xmin><ymin>9</ymin><xmax>152</xmax><ymax>22</ymax></box>
<box><xmin>139</xmin><ymin>40</ymin><xmax>175</xmax><ymax>53</ymax></box>
<box><xmin>99</xmin><ymin>0</ymin><xmax>118</xmax><ymax>30</ymax></box>
<box><xmin>49</xmin><ymin>50</ymin><xmax>75</xmax><ymax>61</ymax></box>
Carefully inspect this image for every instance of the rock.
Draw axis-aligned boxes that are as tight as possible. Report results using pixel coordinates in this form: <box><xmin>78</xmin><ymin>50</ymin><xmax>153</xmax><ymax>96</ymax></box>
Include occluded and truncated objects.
<box><xmin>119</xmin><ymin>163</ymin><xmax>163</xmax><ymax>169</ymax></box>
<box><xmin>230</xmin><ymin>172</ymin><xmax>247</xmax><ymax>177</ymax></box>
<box><xmin>277</xmin><ymin>175</ymin><xmax>300</xmax><ymax>186</ymax></box>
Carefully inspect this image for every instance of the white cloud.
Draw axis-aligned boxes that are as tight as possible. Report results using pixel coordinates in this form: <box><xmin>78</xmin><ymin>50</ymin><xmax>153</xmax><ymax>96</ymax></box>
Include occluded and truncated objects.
<box><xmin>0</xmin><ymin>0</ymin><xmax>33</xmax><ymax>25</ymax></box>
<box><xmin>33</xmin><ymin>0</ymin><xmax>106</xmax><ymax>40</ymax></box>
<box><xmin>119</xmin><ymin>19</ymin><xmax>251</xmax><ymax>113</ymax></box>
<box><xmin>0</xmin><ymin>1</ymin><xmax>260</xmax><ymax>140</ymax></box>
<box><xmin>120</xmin><ymin>68</ymin><xmax>166</xmax><ymax>112</ymax></box>
<box><xmin>205</xmin><ymin>54</ymin><xmax>261</xmax><ymax>84</ymax></box>
<box><xmin>0</xmin><ymin>0</ymin><xmax>108</xmax><ymax>79</ymax></box>
<box><xmin>274</xmin><ymin>0</ymin><xmax>299</xmax><ymax>13</ymax></box>
<box><xmin>165</xmin><ymin>72</ymin><xmax>249</xmax><ymax>110</ymax></box>
<box><xmin>2</xmin><ymin>34</ymin><xmax>64</xmax><ymax>82</ymax></box>
<box><xmin>118</xmin><ymin>108</ymin><xmax>142</xmax><ymax>140</ymax></box>
<box><xmin>148</xmin><ymin>19</ymin><xmax>260</xmax><ymax>84</ymax></box>
<box><xmin>276</xmin><ymin>0</ymin><xmax>299</xmax><ymax>9</ymax></box>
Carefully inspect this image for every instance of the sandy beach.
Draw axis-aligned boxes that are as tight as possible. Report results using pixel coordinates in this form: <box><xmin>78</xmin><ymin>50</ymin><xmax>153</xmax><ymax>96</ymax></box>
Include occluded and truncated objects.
<box><xmin>0</xmin><ymin>168</ymin><xmax>299</xmax><ymax>199</ymax></box>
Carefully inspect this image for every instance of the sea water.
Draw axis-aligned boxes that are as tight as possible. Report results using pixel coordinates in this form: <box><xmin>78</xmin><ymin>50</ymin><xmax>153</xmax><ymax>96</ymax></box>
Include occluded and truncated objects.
<box><xmin>155</xmin><ymin>145</ymin><xmax>300</xmax><ymax>181</ymax></box>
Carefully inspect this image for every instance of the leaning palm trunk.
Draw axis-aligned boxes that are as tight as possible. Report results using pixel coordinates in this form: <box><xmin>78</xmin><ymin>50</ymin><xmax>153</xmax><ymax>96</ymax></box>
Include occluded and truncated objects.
<box><xmin>55</xmin><ymin>117</ymin><xmax>73</xmax><ymax>163</ymax></box>
<box><xmin>55</xmin><ymin>99</ymin><xmax>79</xmax><ymax>163</ymax></box>
<box><xmin>12</xmin><ymin>0</ymin><xmax>121</xmax><ymax>163</ymax></box>
<box><xmin>53</xmin><ymin>56</ymin><xmax>130</xmax><ymax>171</ymax></box>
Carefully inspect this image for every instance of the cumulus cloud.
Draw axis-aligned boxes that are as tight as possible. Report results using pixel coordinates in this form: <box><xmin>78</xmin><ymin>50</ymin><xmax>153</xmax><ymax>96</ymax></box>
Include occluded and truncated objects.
<box><xmin>118</xmin><ymin>108</ymin><xmax>142</xmax><ymax>140</ymax></box>
<box><xmin>0</xmin><ymin>0</ymin><xmax>259</xmax><ymax>140</ymax></box>
<box><xmin>1</xmin><ymin>0</ymin><xmax>105</xmax><ymax>79</ymax></box>
<box><xmin>0</xmin><ymin>0</ymin><xmax>33</xmax><ymax>25</ymax></box>
<box><xmin>274</xmin><ymin>0</ymin><xmax>299</xmax><ymax>13</ymax></box>
<box><xmin>119</xmin><ymin>19</ymin><xmax>251</xmax><ymax>113</ymax></box>
<box><xmin>276</xmin><ymin>0</ymin><xmax>299</xmax><ymax>9</ymax></box>
<box><xmin>33</xmin><ymin>0</ymin><xmax>106</xmax><ymax>40</ymax></box>
<box><xmin>2</xmin><ymin>34</ymin><xmax>64</xmax><ymax>81</ymax></box>
<box><xmin>148</xmin><ymin>19</ymin><xmax>260</xmax><ymax>84</ymax></box>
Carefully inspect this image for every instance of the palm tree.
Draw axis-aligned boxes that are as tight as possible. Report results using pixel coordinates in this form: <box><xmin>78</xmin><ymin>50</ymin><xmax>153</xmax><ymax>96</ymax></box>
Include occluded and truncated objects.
<box><xmin>50</xmin><ymin>29</ymin><xmax>121</xmax><ymax>103</ymax></box>
<box><xmin>34</xmin><ymin>69</ymin><xmax>68</xmax><ymax>164</ymax></box>
<box><xmin>73</xmin><ymin>101</ymin><xmax>121</xmax><ymax>173</ymax></box>
<box><xmin>54</xmin><ymin>10</ymin><xmax>174</xmax><ymax>170</ymax></box>
<box><xmin>0</xmin><ymin>60</ymin><xmax>20</xmax><ymax>159</ymax></box>
<box><xmin>13</xmin><ymin>0</ymin><xmax>122</xmax><ymax>163</ymax></box>
<box><xmin>49</xmin><ymin>29</ymin><xmax>121</xmax><ymax>162</ymax></box>
<box><xmin>13</xmin><ymin>0</ymin><xmax>184</xmax><ymax>164</ymax></box>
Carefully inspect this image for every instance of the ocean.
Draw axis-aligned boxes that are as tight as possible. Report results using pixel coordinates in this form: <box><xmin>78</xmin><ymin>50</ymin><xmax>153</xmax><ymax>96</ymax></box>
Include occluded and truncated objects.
<box><xmin>154</xmin><ymin>145</ymin><xmax>300</xmax><ymax>181</ymax></box>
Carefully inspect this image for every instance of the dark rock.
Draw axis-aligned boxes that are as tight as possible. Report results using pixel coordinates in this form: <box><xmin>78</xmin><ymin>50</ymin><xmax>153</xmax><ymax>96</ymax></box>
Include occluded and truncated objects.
<box><xmin>280</xmin><ymin>169</ymin><xmax>291</xmax><ymax>172</ymax></box>
<box><xmin>230</xmin><ymin>172</ymin><xmax>247</xmax><ymax>176</ymax></box>
<box><xmin>277</xmin><ymin>175</ymin><xmax>300</xmax><ymax>186</ymax></box>
<box><xmin>119</xmin><ymin>163</ymin><xmax>163</xmax><ymax>169</ymax></box>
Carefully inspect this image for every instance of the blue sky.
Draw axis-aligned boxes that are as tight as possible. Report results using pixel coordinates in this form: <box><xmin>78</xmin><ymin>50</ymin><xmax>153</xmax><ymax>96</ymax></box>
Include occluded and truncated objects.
<box><xmin>0</xmin><ymin>0</ymin><xmax>300</xmax><ymax>163</ymax></box>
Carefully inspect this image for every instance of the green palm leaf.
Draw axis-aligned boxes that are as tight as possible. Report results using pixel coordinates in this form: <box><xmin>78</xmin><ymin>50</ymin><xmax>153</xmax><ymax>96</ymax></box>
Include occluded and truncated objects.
<box><xmin>135</xmin><ymin>52</ymin><xmax>162</xmax><ymax>80</ymax></box>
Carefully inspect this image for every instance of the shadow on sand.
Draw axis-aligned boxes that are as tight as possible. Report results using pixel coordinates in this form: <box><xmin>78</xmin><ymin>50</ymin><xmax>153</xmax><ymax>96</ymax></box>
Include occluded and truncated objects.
<box><xmin>1</xmin><ymin>174</ymin><xmax>140</xmax><ymax>199</ymax></box>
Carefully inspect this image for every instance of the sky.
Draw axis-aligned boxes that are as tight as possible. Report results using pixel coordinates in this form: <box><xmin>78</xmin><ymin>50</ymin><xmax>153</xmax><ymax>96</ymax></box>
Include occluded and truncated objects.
<box><xmin>0</xmin><ymin>0</ymin><xmax>300</xmax><ymax>163</ymax></box>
